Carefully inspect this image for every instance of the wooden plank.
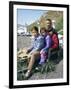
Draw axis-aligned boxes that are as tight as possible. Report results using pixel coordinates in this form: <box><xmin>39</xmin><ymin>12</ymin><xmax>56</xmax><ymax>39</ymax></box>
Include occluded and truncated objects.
<box><xmin>17</xmin><ymin>48</ymin><xmax>31</xmax><ymax>61</ymax></box>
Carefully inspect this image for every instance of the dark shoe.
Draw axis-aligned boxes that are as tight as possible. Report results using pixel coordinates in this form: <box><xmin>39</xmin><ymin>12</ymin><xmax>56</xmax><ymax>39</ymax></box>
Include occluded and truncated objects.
<box><xmin>35</xmin><ymin>65</ymin><xmax>42</xmax><ymax>71</ymax></box>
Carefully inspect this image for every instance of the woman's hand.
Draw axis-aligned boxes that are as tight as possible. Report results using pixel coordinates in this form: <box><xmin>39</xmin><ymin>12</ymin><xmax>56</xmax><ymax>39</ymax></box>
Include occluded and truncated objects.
<box><xmin>27</xmin><ymin>53</ymin><xmax>31</xmax><ymax>59</ymax></box>
<box><xmin>40</xmin><ymin>49</ymin><xmax>44</xmax><ymax>54</ymax></box>
<box><xmin>22</xmin><ymin>48</ymin><xmax>28</xmax><ymax>54</ymax></box>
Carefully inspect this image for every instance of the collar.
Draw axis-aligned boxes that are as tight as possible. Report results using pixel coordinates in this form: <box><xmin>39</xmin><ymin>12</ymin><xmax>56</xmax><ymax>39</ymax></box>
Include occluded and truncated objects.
<box><xmin>48</xmin><ymin>27</ymin><xmax>53</xmax><ymax>32</ymax></box>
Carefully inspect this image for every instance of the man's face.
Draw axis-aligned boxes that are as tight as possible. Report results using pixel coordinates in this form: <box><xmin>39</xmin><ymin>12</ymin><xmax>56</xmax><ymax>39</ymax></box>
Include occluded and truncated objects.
<box><xmin>46</xmin><ymin>20</ymin><xmax>52</xmax><ymax>30</ymax></box>
<box><xmin>31</xmin><ymin>29</ymin><xmax>38</xmax><ymax>37</ymax></box>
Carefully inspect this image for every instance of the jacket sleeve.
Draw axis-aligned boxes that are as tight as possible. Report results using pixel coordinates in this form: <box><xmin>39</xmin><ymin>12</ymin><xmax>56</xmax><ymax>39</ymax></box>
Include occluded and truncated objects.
<box><xmin>27</xmin><ymin>47</ymin><xmax>34</xmax><ymax>52</ymax></box>
<box><xmin>41</xmin><ymin>36</ymin><xmax>51</xmax><ymax>51</ymax></box>
<box><xmin>29</xmin><ymin>36</ymin><xmax>44</xmax><ymax>54</ymax></box>
<box><xmin>51</xmin><ymin>34</ymin><xmax>59</xmax><ymax>49</ymax></box>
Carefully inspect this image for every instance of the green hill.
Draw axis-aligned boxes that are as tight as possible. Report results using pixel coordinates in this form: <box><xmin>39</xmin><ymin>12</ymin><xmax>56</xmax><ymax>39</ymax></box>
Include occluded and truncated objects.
<box><xmin>27</xmin><ymin>11</ymin><xmax>63</xmax><ymax>33</ymax></box>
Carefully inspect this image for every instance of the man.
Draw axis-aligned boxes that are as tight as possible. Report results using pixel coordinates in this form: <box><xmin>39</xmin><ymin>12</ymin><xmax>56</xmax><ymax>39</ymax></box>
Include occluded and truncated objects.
<box><xmin>46</xmin><ymin>19</ymin><xmax>55</xmax><ymax>32</ymax></box>
<box><xmin>39</xmin><ymin>27</ymin><xmax>51</xmax><ymax>64</ymax></box>
<box><xmin>46</xmin><ymin>19</ymin><xmax>59</xmax><ymax>56</ymax></box>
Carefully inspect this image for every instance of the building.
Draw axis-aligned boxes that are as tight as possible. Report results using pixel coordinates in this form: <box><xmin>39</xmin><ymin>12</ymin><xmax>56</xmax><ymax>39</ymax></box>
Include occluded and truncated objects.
<box><xmin>17</xmin><ymin>24</ymin><xmax>28</xmax><ymax>35</ymax></box>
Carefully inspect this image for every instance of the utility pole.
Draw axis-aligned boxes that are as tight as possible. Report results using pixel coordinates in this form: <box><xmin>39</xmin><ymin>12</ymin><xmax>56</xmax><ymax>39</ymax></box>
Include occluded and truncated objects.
<box><xmin>52</xmin><ymin>20</ymin><xmax>56</xmax><ymax>29</ymax></box>
<box><xmin>37</xmin><ymin>20</ymin><xmax>40</xmax><ymax>33</ymax></box>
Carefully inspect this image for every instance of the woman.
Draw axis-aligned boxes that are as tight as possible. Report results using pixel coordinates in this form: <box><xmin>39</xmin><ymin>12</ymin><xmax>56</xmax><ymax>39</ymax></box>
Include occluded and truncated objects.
<box><xmin>24</xmin><ymin>26</ymin><xmax>45</xmax><ymax>78</ymax></box>
<box><xmin>39</xmin><ymin>27</ymin><xmax>51</xmax><ymax>64</ymax></box>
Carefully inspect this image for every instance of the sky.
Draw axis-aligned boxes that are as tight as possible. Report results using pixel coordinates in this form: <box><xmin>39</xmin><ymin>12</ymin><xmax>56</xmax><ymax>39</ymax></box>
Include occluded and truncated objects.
<box><xmin>17</xmin><ymin>9</ymin><xmax>47</xmax><ymax>25</ymax></box>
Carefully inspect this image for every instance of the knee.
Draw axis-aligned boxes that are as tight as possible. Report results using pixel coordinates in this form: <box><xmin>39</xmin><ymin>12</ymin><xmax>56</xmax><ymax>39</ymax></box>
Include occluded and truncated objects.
<box><xmin>32</xmin><ymin>51</ymin><xmax>38</xmax><ymax>56</ymax></box>
<box><xmin>40</xmin><ymin>51</ymin><xmax>46</xmax><ymax>55</ymax></box>
<box><xmin>31</xmin><ymin>53</ymin><xmax>36</xmax><ymax>57</ymax></box>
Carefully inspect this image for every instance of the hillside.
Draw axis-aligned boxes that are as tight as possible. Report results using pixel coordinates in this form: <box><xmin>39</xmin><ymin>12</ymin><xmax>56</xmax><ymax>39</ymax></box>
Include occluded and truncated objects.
<box><xmin>27</xmin><ymin>11</ymin><xmax>63</xmax><ymax>32</ymax></box>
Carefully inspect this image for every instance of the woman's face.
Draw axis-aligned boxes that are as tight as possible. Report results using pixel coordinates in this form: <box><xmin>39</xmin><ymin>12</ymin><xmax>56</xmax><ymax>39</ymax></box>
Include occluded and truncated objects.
<box><xmin>40</xmin><ymin>30</ymin><xmax>46</xmax><ymax>36</ymax></box>
<box><xmin>31</xmin><ymin>29</ymin><xmax>38</xmax><ymax>37</ymax></box>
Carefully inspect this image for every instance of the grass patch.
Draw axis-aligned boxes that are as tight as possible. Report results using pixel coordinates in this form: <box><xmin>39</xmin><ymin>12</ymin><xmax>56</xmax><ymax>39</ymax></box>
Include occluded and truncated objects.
<box><xmin>40</xmin><ymin>61</ymin><xmax>56</xmax><ymax>74</ymax></box>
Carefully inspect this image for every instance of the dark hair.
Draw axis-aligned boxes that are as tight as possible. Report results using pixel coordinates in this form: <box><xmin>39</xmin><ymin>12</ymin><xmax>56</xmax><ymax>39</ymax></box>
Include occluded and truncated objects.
<box><xmin>46</xmin><ymin>19</ymin><xmax>52</xmax><ymax>23</ymax></box>
<box><xmin>40</xmin><ymin>27</ymin><xmax>47</xmax><ymax>33</ymax></box>
<box><xmin>31</xmin><ymin>26</ymin><xmax>38</xmax><ymax>32</ymax></box>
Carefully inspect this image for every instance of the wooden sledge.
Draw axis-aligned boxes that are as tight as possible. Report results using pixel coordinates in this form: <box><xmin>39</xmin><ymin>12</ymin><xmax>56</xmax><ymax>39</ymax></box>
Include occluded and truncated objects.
<box><xmin>17</xmin><ymin>48</ymin><xmax>31</xmax><ymax>61</ymax></box>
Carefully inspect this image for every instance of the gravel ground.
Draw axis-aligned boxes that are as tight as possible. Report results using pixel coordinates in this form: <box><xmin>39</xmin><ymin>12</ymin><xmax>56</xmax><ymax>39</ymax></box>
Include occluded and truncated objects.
<box><xmin>17</xmin><ymin>35</ymin><xmax>32</xmax><ymax>50</ymax></box>
<box><xmin>28</xmin><ymin>60</ymin><xmax>63</xmax><ymax>80</ymax></box>
<box><xmin>17</xmin><ymin>35</ymin><xmax>63</xmax><ymax>80</ymax></box>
